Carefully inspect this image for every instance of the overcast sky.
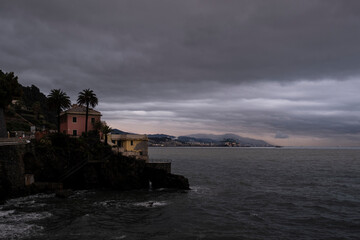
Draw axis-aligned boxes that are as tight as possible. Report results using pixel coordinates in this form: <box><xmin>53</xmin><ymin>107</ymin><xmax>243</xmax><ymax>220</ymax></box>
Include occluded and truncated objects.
<box><xmin>1</xmin><ymin>0</ymin><xmax>360</xmax><ymax>146</ymax></box>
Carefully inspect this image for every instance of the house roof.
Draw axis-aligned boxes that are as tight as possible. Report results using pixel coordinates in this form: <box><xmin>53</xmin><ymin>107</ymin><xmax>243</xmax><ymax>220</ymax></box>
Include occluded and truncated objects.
<box><xmin>60</xmin><ymin>104</ymin><xmax>101</xmax><ymax>116</ymax></box>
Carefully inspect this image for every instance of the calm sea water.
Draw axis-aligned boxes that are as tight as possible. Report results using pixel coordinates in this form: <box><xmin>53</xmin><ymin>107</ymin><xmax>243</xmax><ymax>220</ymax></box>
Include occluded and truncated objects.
<box><xmin>1</xmin><ymin>147</ymin><xmax>360</xmax><ymax>239</ymax></box>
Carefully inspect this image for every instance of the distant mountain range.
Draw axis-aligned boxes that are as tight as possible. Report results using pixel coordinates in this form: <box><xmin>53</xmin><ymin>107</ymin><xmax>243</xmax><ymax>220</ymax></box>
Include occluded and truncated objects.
<box><xmin>147</xmin><ymin>134</ymin><xmax>176</xmax><ymax>139</ymax></box>
<box><xmin>111</xmin><ymin>129</ymin><xmax>131</xmax><ymax>135</ymax></box>
<box><xmin>182</xmin><ymin>133</ymin><xmax>272</xmax><ymax>147</ymax></box>
<box><xmin>147</xmin><ymin>132</ymin><xmax>273</xmax><ymax>147</ymax></box>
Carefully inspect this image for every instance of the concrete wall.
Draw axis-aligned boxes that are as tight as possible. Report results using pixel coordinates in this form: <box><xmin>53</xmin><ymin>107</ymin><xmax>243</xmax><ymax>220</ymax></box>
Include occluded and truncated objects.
<box><xmin>0</xmin><ymin>108</ymin><xmax>6</xmax><ymax>138</ymax></box>
<box><xmin>0</xmin><ymin>144</ymin><xmax>26</xmax><ymax>194</ymax></box>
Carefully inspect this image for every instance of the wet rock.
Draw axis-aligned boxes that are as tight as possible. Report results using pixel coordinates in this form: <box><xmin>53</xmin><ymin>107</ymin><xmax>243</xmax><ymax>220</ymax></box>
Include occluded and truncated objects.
<box><xmin>146</xmin><ymin>167</ymin><xmax>190</xmax><ymax>190</ymax></box>
<box><xmin>55</xmin><ymin>189</ymin><xmax>74</xmax><ymax>198</ymax></box>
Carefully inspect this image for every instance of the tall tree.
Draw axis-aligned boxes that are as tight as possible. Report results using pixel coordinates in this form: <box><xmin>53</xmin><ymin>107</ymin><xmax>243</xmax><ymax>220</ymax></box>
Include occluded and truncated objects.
<box><xmin>47</xmin><ymin>89</ymin><xmax>71</xmax><ymax>133</ymax></box>
<box><xmin>0</xmin><ymin>70</ymin><xmax>22</xmax><ymax>137</ymax></box>
<box><xmin>77</xmin><ymin>89</ymin><xmax>98</xmax><ymax>134</ymax></box>
<box><xmin>101</xmin><ymin>122</ymin><xmax>112</xmax><ymax>145</ymax></box>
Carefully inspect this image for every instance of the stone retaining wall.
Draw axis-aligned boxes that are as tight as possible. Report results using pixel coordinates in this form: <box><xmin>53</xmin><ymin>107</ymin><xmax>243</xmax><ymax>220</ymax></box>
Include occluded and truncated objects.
<box><xmin>0</xmin><ymin>144</ymin><xmax>27</xmax><ymax>202</ymax></box>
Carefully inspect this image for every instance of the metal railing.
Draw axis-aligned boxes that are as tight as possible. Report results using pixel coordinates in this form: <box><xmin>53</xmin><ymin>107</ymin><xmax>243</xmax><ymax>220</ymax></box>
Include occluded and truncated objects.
<box><xmin>0</xmin><ymin>137</ymin><xmax>31</xmax><ymax>145</ymax></box>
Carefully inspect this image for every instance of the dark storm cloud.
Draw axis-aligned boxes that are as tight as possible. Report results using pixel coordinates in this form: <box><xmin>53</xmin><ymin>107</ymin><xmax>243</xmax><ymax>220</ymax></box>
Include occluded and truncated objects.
<box><xmin>2</xmin><ymin>1</ymin><xmax>360</xmax><ymax>95</ymax></box>
<box><xmin>1</xmin><ymin>0</ymin><xmax>360</xmax><ymax>144</ymax></box>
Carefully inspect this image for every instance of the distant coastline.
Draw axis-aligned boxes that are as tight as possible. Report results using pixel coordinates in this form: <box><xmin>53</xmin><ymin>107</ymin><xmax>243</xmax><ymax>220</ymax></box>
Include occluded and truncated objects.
<box><xmin>149</xmin><ymin>146</ymin><xmax>360</xmax><ymax>149</ymax></box>
<box><xmin>148</xmin><ymin>145</ymin><xmax>276</xmax><ymax>148</ymax></box>
<box><xmin>147</xmin><ymin>133</ymin><xmax>273</xmax><ymax>148</ymax></box>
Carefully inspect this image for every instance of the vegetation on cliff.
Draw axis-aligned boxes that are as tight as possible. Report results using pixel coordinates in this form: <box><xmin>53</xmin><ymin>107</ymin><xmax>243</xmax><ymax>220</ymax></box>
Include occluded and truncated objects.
<box><xmin>27</xmin><ymin>131</ymin><xmax>112</xmax><ymax>183</ymax></box>
<box><xmin>4</xmin><ymin>84</ymin><xmax>58</xmax><ymax>132</ymax></box>
<box><xmin>0</xmin><ymin>70</ymin><xmax>22</xmax><ymax>137</ymax></box>
<box><xmin>20</xmin><ymin>84</ymin><xmax>57</xmax><ymax>129</ymax></box>
<box><xmin>25</xmin><ymin>132</ymin><xmax>189</xmax><ymax>191</ymax></box>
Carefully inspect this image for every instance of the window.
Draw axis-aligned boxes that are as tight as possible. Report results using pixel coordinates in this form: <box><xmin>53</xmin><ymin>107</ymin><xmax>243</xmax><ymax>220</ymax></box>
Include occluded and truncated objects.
<box><xmin>73</xmin><ymin>130</ymin><xmax>77</xmax><ymax>136</ymax></box>
<box><xmin>130</xmin><ymin>140</ymin><xmax>133</xmax><ymax>146</ymax></box>
<box><xmin>91</xmin><ymin>118</ymin><xmax>95</xmax><ymax>123</ymax></box>
<box><xmin>72</xmin><ymin>117</ymin><xmax>77</xmax><ymax>123</ymax></box>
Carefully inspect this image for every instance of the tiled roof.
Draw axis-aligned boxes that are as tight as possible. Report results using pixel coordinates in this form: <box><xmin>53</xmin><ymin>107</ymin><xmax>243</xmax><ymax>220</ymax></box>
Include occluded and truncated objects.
<box><xmin>61</xmin><ymin>104</ymin><xmax>101</xmax><ymax>116</ymax></box>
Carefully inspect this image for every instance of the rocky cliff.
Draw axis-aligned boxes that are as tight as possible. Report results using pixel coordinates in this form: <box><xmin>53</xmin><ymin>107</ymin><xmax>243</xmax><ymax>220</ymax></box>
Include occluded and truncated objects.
<box><xmin>63</xmin><ymin>156</ymin><xmax>189</xmax><ymax>190</ymax></box>
<box><xmin>0</xmin><ymin>133</ymin><xmax>190</xmax><ymax>203</ymax></box>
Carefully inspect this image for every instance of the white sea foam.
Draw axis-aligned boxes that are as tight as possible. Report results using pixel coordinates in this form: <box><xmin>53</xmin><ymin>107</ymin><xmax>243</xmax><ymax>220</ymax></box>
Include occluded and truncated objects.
<box><xmin>0</xmin><ymin>223</ymin><xmax>43</xmax><ymax>239</ymax></box>
<box><xmin>71</xmin><ymin>190</ymin><xmax>96</xmax><ymax>198</ymax></box>
<box><xmin>190</xmin><ymin>186</ymin><xmax>212</xmax><ymax>195</ymax></box>
<box><xmin>112</xmin><ymin>235</ymin><xmax>127</xmax><ymax>239</ymax></box>
<box><xmin>0</xmin><ymin>211</ymin><xmax>52</xmax><ymax>240</ymax></box>
<box><xmin>9</xmin><ymin>212</ymin><xmax>52</xmax><ymax>222</ymax></box>
<box><xmin>93</xmin><ymin>200</ymin><xmax>117</xmax><ymax>207</ymax></box>
<box><xmin>133</xmin><ymin>201</ymin><xmax>168</xmax><ymax>208</ymax></box>
<box><xmin>4</xmin><ymin>193</ymin><xmax>53</xmax><ymax>208</ymax></box>
<box><xmin>0</xmin><ymin>222</ymin><xmax>44</xmax><ymax>240</ymax></box>
<box><xmin>0</xmin><ymin>210</ymin><xmax>15</xmax><ymax>217</ymax></box>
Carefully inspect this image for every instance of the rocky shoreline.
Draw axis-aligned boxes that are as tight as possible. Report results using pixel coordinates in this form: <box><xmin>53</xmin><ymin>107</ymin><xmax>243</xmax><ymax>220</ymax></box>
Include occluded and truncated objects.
<box><xmin>0</xmin><ymin>134</ymin><xmax>190</xmax><ymax>204</ymax></box>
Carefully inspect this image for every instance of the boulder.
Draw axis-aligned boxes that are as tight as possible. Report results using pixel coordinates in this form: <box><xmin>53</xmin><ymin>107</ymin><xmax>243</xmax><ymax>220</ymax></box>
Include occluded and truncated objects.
<box><xmin>146</xmin><ymin>167</ymin><xmax>190</xmax><ymax>190</ymax></box>
<box><xmin>55</xmin><ymin>189</ymin><xmax>74</xmax><ymax>198</ymax></box>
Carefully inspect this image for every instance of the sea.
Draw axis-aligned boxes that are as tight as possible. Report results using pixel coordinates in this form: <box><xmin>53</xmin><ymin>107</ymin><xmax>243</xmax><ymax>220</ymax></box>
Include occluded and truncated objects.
<box><xmin>1</xmin><ymin>147</ymin><xmax>360</xmax><ymax>240</ymax></box>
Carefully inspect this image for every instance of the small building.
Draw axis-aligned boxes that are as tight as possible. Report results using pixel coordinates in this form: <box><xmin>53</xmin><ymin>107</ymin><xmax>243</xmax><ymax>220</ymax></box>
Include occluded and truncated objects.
<box><xmin>60</xmin><ymin>104</ymin><xmax>101</xmax><ymax>137</ymax></box>
<box><xmin>107</xmin><ymin>133</ymin><xmax>149</xmax><ymax>162</ymax></box>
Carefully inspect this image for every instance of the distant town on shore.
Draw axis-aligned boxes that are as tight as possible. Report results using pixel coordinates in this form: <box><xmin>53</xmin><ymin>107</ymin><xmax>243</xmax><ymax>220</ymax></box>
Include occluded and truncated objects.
<box><xmin>114</xmin><ymin>131</ymin><xmax>273</xmax><ymax>148</ymax></box>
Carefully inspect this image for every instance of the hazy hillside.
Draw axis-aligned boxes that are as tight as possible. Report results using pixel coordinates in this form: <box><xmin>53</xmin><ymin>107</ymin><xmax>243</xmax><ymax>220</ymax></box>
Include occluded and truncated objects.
<box><xmin>148</xmin><ymin>133</ymin><xmax>273</xmax><ymax>147</ymax></box>
<box><xmin>186</xmin><ymin>133</ymin><xmax>273</xmax><ymax>147</ymax></box>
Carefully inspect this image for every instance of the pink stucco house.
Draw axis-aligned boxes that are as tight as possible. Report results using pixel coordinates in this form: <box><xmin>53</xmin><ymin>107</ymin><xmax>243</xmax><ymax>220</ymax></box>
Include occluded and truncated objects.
<box><xmin>60</xmin><ymin>104</ymin><xmax>101</xmax><ymax>136</ymax></box>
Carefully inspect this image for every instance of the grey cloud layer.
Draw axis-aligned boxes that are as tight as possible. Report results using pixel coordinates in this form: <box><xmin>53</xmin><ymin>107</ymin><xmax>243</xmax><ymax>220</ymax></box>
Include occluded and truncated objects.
<box><xmin>100</xmin><ymin>79</ymin><xmax>360</xmax><ymax>141</ymax></box>
<box><xmin>1</xmin><ymin>1</ymin><xmax>360</xmax><ymax>144</ymax></box>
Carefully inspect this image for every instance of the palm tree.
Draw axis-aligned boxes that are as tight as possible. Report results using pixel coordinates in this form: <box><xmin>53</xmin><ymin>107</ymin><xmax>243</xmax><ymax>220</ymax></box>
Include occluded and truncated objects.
<box><xmin>92</xmin><ymin>120</ymin><xmax>103</xmax><ymax>134</ymax></box>
<box><xmin>47</xmin><ymin>89</ymin><xmax>71</xmax><ymax>133</ymax></box>
<box><xmin>101</xmin><ymin>122</ymin><xmax>112</xmax><ymax>145</ymax></box>
<box><xmin>92</xmin><ymin>120</ymin><xmax>111</xmax><ymax>144</ymax></box>
<box><xmin>77</xmin><ymin>89</ymin><xmax>98</xmax><ymax>134</ymax></box>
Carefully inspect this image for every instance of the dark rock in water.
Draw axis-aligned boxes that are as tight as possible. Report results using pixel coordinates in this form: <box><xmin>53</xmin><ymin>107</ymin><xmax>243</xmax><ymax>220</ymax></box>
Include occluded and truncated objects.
<box><xmin>101</xmin><ymin>157</ymin><xmax>149</xmax><ymax>190</ymax></box>
<box><xmin>65</xmin><ymin>156</ymin><xmax>190</xmax><ymax>190</ymax></box>
<box><xmin>64</xmin><ymin>157</ymin><xmax>149</xmax><ymax>190</ymax></box>
<box><xmin>146</xmin><ymin>167</ymin><xmax>190</xmax><ymax>190</ymax></box>
<box><xmin>55</xmin><ymin>189</ymin><xmax>74</xmax><ymax>198</ymax></box>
